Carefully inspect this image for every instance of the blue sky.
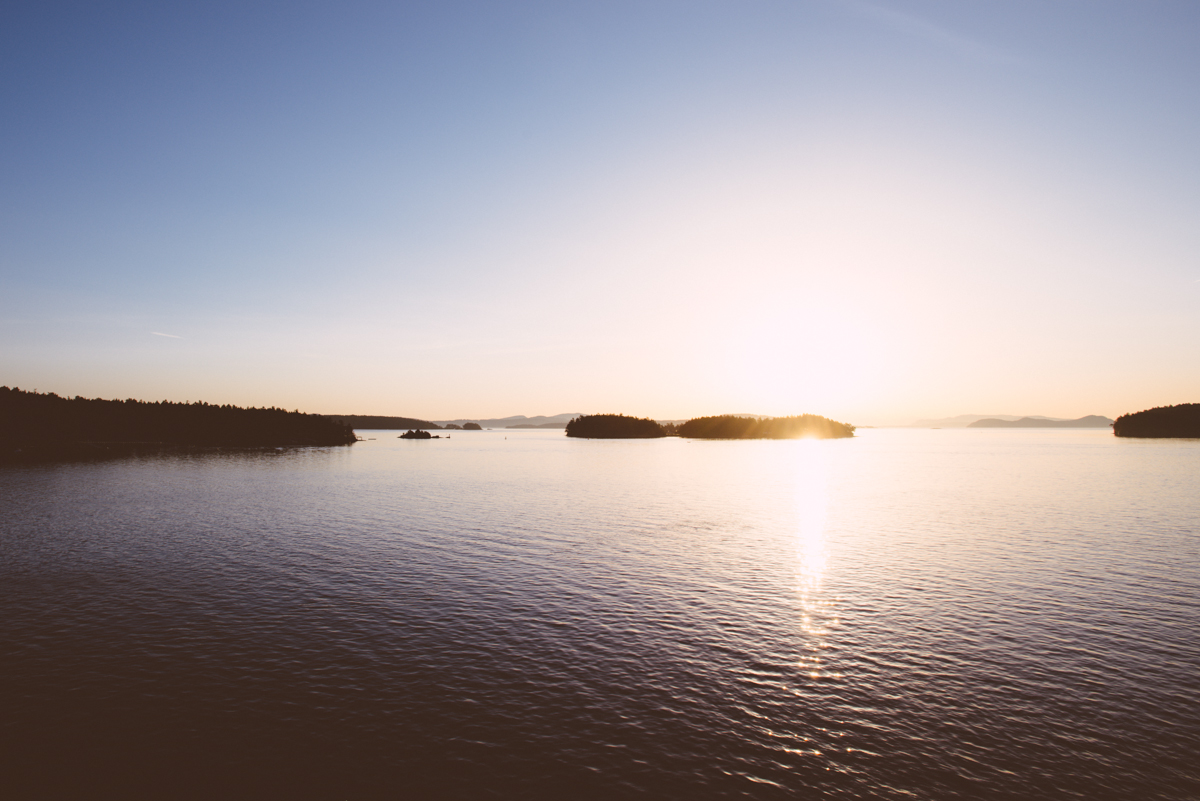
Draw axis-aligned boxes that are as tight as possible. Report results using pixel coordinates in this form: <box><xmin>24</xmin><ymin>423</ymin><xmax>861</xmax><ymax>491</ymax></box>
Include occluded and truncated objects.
<box><xmin>3</xmin><ymin>1</ymin><xmax>1198</xmax><ymax>423</ymax></box>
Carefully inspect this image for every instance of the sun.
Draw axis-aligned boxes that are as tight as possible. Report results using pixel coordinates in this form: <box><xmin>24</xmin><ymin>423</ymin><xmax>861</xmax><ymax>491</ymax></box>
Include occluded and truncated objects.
<box><xmin>719</xmin><ymin>301</ymin><xmax>885</xmax><ymax>415</ymax></box>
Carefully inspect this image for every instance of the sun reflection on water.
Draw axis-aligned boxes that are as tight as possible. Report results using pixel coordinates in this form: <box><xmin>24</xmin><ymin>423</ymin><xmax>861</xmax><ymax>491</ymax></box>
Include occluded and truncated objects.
<box><xmin>793</xmin><ymin>441</ymin><xmax>840</xmax><ymax>680</ymax></box>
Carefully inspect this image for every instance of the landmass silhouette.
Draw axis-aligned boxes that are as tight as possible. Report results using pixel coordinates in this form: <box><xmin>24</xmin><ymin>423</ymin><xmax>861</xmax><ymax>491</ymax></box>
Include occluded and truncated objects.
<box><xmin>566</xmin><ymin>414</ymin><xmax>667</xmax><ymax>438</ymax></box>
<box><xmin>968</xmin><ymin>415</ymin><xmax>1112</xmax><ymax>429</ymax></box>
<box><xmin>1113</xmin><ymin>404</ymin><xmax>1200</xmax><ymax>438</ymax></box>
<box><xmin>1</xmin><ymin>386</ymin><xmax>356</xmax><ymax>462</ymax></box>
<box><xmin>439</xmin><ymin>413</ymin><xmax>581</xmax><ymax>429</ymax></box>
<box><xmin>327</xmin><ymin>414</ymin><xmax>442</xmax><ymax>430</ymax></box>
<box><xmin>565</xmin><ymin>413</ymin><xmax>854</xmax><ymax>439</ymax></box>
<box><xmin>678</xmin><ymin>414</ymin><xmax>854</xmax><ymax>439</ymax></box>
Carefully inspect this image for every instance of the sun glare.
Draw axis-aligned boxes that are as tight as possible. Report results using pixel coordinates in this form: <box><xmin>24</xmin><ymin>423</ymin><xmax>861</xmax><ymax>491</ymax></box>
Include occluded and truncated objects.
<box><xmin>793</xmin><ymin>442</ymin><xmax>838</xmax><ymax>680</ymax></box>
<box><xmin>721</xmin><ymin>301</ymin><xmax>884</xmax><ymax>415</ymax></box>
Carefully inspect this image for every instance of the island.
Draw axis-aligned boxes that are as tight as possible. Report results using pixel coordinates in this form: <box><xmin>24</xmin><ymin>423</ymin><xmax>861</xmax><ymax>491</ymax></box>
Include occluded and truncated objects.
<box><xmin>0</xmin><ymin>386</ymin><xmax>356</xmax><ymax>462</ymax></box>
<box><xmin>564</xmin><ymin>413</ymin><xmax>855</xmax><ymax>439</ymax></box>
<box><xmin>678</xmin><ymin>414</ymin><xmax>854</xmax><ymax>439</ymax></box>
<box><xmin>565</xmin><ymin>414</ymin><xmax>667</xmax><ymax>438</ymax></box>
<box><xmin>1113</xmin><ymin>404</ymin><xmax>1200</xmax><ymax>438</ymax></box>
<box><xmin>968</xmin><ymin>415</ymin><xmax>1113</xmax><ymax>428</ymax></box>
<box><xmin>463</xmin><ymin>422</ymin><xmax>482</xmax><ymax>430</ymax></box>
<box><xmin>398</xmin><ymin>430</ymin><xmax>441</xmax><ymax>439</ymax></box>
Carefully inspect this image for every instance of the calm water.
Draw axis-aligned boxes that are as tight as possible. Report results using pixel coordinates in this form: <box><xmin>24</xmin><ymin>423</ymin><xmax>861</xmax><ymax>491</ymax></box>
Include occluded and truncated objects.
<box><xmin>2</xmin><ymin>429</ymin><xmax>1198</xmax><ymax>800</ymax></box>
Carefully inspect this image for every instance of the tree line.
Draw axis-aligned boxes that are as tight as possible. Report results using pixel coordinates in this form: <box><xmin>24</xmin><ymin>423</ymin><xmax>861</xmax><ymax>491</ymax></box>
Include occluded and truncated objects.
<box><xmin>0</xmin><ymin>386</ymin><xmax>357</xmax><ymax>449</ymax></box>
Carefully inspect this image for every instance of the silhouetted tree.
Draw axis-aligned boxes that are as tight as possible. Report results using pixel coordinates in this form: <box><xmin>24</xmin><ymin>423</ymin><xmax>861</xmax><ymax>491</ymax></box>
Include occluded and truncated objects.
<box><xmin>0</xmin><ymin>386</ymin><xmax>357</xmax><ymax>451</ymax></box>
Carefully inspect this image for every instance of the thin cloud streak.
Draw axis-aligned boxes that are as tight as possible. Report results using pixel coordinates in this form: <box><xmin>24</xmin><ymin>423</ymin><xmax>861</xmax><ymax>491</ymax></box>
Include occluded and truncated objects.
<box><xmin>841</xmin><ymin>0</ymin><xmax>1020</xmax><ymax>65</ymax></box>
<box><xmin>151</xmin><ymin>332</ymin><xmax>182</xmax><ymax>338</ymax></box>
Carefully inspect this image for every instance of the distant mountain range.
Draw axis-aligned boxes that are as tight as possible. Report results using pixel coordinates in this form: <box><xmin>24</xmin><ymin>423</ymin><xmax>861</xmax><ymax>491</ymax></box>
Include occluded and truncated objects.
<box><xmin>505</xmin><ymin>422</ymin><xmax>572</xmax><ymax>429</ymax></box>
<box><xmin>968</xmin><ymin>415</ymin><xmax>1113</xmax><ymax>429</ymax></box>
<box><xmin>911</xmin><ymin>414</ymin><xmax>1111</xmax><ymax>428</ymax></box>
<box><xmin>337</xmin><ymin>411</ymin><xmax>1116</xmax><ymax>432</ymax></box>
<box><xmin>327</xmin><ymin>414</ymin><xmax>441</xmax><ymax>430</ymax></box>
<box><xmin>435</xmin><ymin>413</ymin><xmax>582</xmax><ymax>430</ymax></box>
<box><xmin>328</xmin><ymin>413</ymin><xmax>583</xmax><ymax>430</ymax></box>
<box><xmin>912</xmin><ymin>414</ymin><xmax>1037</xmax><ymax>427</ymax></box>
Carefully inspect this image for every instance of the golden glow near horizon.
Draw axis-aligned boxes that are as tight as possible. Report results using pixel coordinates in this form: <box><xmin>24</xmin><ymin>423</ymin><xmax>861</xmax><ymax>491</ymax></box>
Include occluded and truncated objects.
<box><xmin>723</xmin><ymin>298</ymin><xmax>889</xmax><ymax>418</ymax></box>
<box><xmin>3</xmin><ymin>4</ymin><xmax>1197</xmax><ymax>425</ymax></box>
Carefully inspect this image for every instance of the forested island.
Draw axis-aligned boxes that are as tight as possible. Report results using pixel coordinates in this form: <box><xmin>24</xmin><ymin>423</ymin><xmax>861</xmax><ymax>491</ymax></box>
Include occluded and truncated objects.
<box><xmin>565</xmin><ymin>414</ymin><xmax>667</xmax><ymax>438</ymax></box>
<box><xmin>1113</xmin><ymin>404</ymin><xmax>1200</xmax><ymax>438</ymax></box>
<box><xmin>678</xmin><ymin>414</ymin><xmax>855</xmax><ymax>439</ymax></box>
<box><xmin>564</xmin><ymin>413</ymin><xmax>854</xmax><ymax>439</ymax></box>
<box><xmin>1</xmin><ymin>386</ymin><xmax>356</xmax><ymax>462</ymax></box>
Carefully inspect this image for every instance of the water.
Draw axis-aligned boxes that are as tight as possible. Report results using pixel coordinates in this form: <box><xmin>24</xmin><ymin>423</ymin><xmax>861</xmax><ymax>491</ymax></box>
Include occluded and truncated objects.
<box><xmin>2</xmin><ymin>429</ymin><xmax>1197</xmax><ymax>800</ymax></box>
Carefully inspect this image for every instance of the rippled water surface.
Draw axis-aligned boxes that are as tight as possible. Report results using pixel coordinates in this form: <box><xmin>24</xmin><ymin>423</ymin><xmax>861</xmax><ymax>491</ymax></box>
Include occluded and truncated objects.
<box><xmin>2</xmin><ymin>429</ymin><xmax>1198</xmax><ymax>799</ymax></box>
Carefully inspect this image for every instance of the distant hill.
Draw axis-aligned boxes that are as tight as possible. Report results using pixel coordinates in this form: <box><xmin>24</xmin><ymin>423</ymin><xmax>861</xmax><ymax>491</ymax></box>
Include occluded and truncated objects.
<box><xmin>327</xmin><ymin>415</ymin><xmax>441</xmax><ymax>430</ymax></box>
<box><xmin>912</xmin><ymin>414</ymin><xmax>1049</xmax><ymax>428</ymax></box>
<box><xmin>968</xmin><ymin>415</ymin><xmax>1113</xmax><ymax>429</ymax></box>
<box><xmin>329</xmin><ymin>412</ymin><xmax>583</xmax><ymax>431</ymax></box>
<box><xmin>436</xmin><ymin>413</ymin><xmax>581</xmax><ymax>429</ymax></box>
<box><xmin>1114</xmin><ymin>404</ymin><xmax>1200</xmax><ymax>438</ymax></box>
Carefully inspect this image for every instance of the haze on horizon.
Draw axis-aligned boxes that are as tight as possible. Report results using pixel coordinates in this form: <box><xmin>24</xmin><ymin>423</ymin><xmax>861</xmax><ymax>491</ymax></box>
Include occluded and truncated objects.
<box><xmin>2</xmin><ymin>1</ymin><xmax>1198</xmax><ymax>427</ymax></box>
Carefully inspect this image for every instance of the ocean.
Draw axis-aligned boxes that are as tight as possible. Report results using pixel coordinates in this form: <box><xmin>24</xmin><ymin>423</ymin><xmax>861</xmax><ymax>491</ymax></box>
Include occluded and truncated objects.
<box><xmin>2</xmin><ymin>428</ymin><xmax>1197</xmax><ymax>799</ymax></box>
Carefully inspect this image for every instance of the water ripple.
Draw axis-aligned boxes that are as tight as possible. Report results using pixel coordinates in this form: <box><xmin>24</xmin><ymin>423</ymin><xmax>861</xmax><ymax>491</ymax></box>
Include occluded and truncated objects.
<box><xmin>1</xmin><ymin>430</ymin><xmax>1197</xmax><ymax>799</ymax></box>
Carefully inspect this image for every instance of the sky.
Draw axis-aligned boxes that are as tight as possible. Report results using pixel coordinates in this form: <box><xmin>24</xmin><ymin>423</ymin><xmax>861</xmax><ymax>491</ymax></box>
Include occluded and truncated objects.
<box><xmin>2</xmin><ymin>0</ymin><xmax>1198</xmax><ymax>425</ymax></box>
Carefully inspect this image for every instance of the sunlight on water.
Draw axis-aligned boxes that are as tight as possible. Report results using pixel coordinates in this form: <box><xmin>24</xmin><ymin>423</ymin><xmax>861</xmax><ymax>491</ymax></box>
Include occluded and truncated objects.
<box><xmin>1</xmin><ymin>429</ymin><xmax>1197</xmax><ymax>800</ymax></box>
<box><xmin>793</xmin><ymin>441</ymin><xmax>838</xmax><ymax>681</ymax></box>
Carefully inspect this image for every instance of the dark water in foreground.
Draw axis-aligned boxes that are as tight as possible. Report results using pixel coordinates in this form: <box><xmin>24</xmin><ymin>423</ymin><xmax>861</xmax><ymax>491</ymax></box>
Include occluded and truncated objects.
<box><xmin>2</xmin><ymin>429</ymin><xmax>1198</xmax><ymax>800</ymax></box>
